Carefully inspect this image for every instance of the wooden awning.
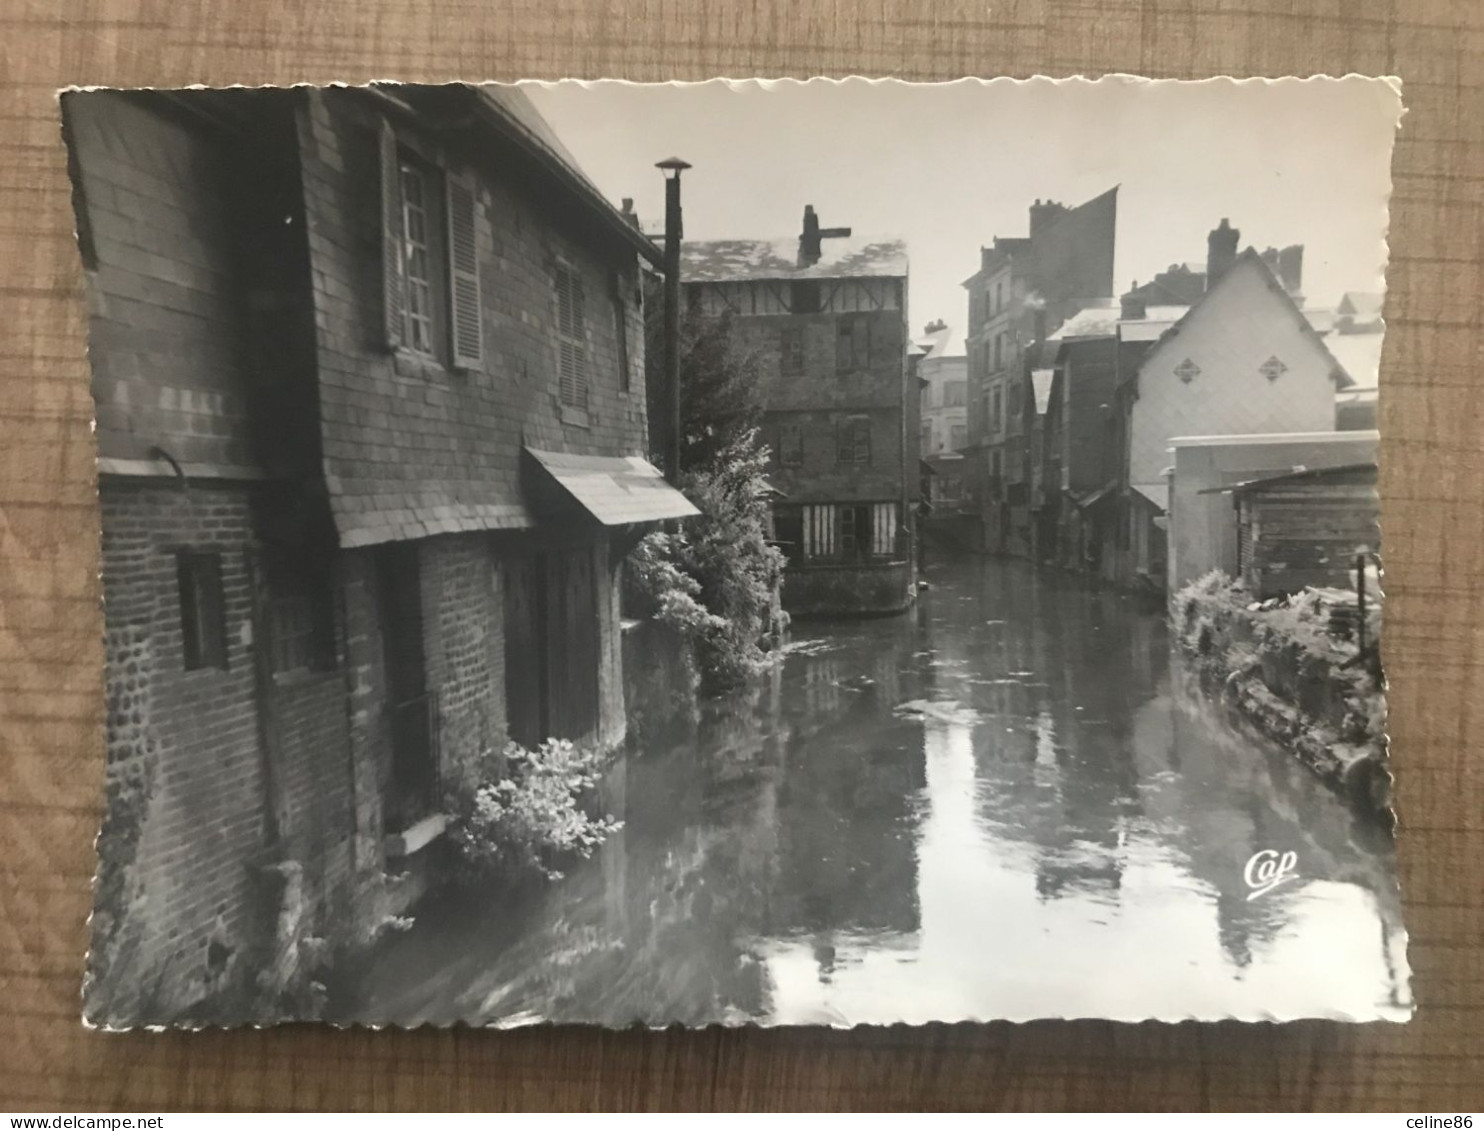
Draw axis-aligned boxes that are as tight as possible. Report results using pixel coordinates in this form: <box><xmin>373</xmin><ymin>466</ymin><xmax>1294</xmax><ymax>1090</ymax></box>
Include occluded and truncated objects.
<box><xmin>524</xmin><ymin>448</ymin><xmax>699</xmax><ymax>526</ymax></box>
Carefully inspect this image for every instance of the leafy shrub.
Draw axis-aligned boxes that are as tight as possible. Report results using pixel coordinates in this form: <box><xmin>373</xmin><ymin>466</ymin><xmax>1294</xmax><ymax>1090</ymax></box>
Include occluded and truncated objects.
<box><xmin>449</xmin><ymin>739</ymin><xmax>621</xmax><ymax>882</ymax></box>
<box><xmin>625</xmin><ymin>430</ymin><xmax>787</xmax><ymax>694</ymax></box>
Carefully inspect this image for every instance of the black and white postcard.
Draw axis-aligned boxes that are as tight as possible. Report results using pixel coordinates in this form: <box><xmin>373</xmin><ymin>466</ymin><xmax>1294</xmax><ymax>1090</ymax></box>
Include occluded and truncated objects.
<box><xmin>65</xmin><ymin>76</ymin><xmax>1409</xmax><ymax>1028</ymax></box>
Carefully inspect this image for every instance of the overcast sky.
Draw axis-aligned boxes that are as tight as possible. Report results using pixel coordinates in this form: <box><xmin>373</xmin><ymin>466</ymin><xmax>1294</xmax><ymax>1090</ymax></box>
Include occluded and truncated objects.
<box><xmin>525</xmin><ymin>77</ymin><xmax>1402</xmax><ymax>341</ymax></box>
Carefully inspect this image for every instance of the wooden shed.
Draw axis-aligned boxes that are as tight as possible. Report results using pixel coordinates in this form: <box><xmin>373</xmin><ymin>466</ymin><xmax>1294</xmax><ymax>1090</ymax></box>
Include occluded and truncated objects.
<box><xmin>1222</xmin><ymin>463</ymin><xmax>1379</xmax><ymax>598</ymax></box>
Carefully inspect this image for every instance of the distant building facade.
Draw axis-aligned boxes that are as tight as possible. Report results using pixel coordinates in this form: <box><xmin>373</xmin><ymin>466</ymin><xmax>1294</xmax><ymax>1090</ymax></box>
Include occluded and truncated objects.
<box><xmin>916</xmin><ymin>320</ymin><xmax>968</xmax><ymax>508</ymax></box>
<box><xmin>70</xmin><ymin>85</ymin><xmax>691</xmax><ymax>1023</ymax></box>
<box><xmin>961</xmin><ymin>188</ymin><xmax>1117</xmax><ymax>556</ymax></box>
<box><xmin>681</xmin><ymin>210</ymin><xmax>917</xmax><ymax>616</ymax></box>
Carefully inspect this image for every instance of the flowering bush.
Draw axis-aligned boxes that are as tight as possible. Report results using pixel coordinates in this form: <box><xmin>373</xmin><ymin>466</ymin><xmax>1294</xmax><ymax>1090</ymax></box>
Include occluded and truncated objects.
<box><xmin>450</xmin><ymin>738</ymin><xmax>621</xmax><ymax>882</ymax></box>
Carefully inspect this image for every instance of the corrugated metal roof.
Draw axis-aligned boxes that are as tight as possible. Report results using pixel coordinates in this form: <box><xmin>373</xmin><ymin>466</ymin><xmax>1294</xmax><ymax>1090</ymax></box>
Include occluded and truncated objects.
<box><xmin>1202</xmin><ymin>461</ymin><xmax>1378</xmax><ymax>496</ymax></box>
<box><xmin>525</xmin><ymin>448</ymin><xmax>699</xmax><ymax>525</ymax></box>
<box><xmin>681</xmin><ymin>235</ymin><xmax>907</xmax><ymax>282</ymax></box>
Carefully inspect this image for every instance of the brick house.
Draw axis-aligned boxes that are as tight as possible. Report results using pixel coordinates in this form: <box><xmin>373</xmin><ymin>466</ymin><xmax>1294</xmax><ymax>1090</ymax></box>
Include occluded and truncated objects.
<box><xmin>68</xmin><ymin>84</ymin><xmax>692</xmax><ymax>1024</ymax></box>
<box><xmin>680</xmin><ymin>209</ymin><xmax>917</xmax><ymax>616</ymax></box>
<box><xmin>960</xmin><ymin>188</ymin><xmax>1117</xmax><ymax>557</ymax></box>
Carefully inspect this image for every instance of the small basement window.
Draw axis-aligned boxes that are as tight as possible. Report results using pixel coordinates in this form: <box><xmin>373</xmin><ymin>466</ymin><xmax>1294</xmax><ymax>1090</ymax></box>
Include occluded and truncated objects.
<box><xmin>177</xmin><ymin>550</ymin><xmax>227</xmax><ymax>671</ymax></box>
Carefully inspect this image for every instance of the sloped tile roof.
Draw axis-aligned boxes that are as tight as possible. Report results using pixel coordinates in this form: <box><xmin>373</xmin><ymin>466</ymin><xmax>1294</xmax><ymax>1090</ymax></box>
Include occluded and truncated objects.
<box><xmin>681</xmin><ymin>235</ymin><xmax>908</xmax><ymax>282</ymax></box>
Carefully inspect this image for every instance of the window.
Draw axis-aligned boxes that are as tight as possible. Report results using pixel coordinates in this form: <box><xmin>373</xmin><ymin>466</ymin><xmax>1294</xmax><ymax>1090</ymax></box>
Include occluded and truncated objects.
<box><xmin>803</xmin><ymin>504</ymin><xmax>837</xmax><ymax>559</ymax></box>
<box><xmin>399</xmin><ymin>163</ymin><xmax>438</xmax><ymax>358</ymax></box>
<box><xmin>266</xmin><ymin>563</ymin><xmax>336</xmax><ymax>675</ymax></box>
<box><xmin>555</xmin><ymin>263</ymin><xmax>589</xmax><ymax>412</ymax></box>
<box><xmin>837</xmin><ymin>415</ymin><xmax>871</xmax><ymax>464</ymax></box>
<box><xmin>1010</xmin><ymin>379</ymin><xmax>1023</xmax><ymax>417</ymax></box>
<box><xmin>836</xmin><ymin>315</ymin><xmax>872</xmax><ymax>372</ymax></box>
<box><xmin>780</xmin><ymin>325</ymin><xmax>805</xmax><ymax>376</ymax></box>
<box><xmin>378</xmin><ymin>119</ymin><xmax>483</xmax><ymax>368</ymax></box>
<box><xmin>791</xmin><ymin>281</ymin><xmax>821</xmax><ymax>314</ymax></box>
<box><xmin>611</xmin><ymin>275</ymin><xmax>632</xmax><ymax>392</ymax></box>
<box><xmin>177</xmin><ymin>551</ymin><xmax>227</xmax><ymax>671</ymax></box>
<box><xmin>990</xmin><ymin>387</ymin><xmax>1002</xmax><ymax>432</ymax></box>
<box><xmin>773</xmin><ymin>505</ymin><xmax>805</xmax><ymax>564</ymax></box>
<box><xmin>950</xmin><ymin>423</ymin><xmax>967</xmax><ymax>451</ymax></box>
<box><xmin>778</xmin><ymin>421</ymin><xmax>804</xmax><ymax>466</ymax></box>
<box><xmin>840</xmin><ymin>504</ymin><xmax>862</xmax><ymax>555</ymax></box>
<box><xmin>921</xmin><ymin>423</ymin><xmax>934</xmax><ymax>454</ymax></box>
<box><xmin>993</xmin><ymin>334</ymin><xmax>1002</xmax><ymax>372</ymax></box>
<box><xmin>991</xmin><ymin>450</ymin><xmax>1003</xmax><ymax>484</ymax></box>
<box><xmin>946</xmin><ymin>380</ymin><xmax>966</xmax><ymax>407</ymax></box>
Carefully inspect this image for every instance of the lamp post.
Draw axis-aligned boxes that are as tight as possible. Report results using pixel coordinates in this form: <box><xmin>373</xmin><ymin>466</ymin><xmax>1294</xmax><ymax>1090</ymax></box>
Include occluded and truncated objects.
<box><xmin>656</xmin><ymin>156</ymin><xmax>690</xmax><ymax>482</ymax></box>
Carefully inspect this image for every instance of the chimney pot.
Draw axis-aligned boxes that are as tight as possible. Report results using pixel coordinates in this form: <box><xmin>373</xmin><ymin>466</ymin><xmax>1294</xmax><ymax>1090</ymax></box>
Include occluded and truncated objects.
<box><xmin>1207</xmin><ymin>218</ymin><xmax>1241</xmax><ymax>290</ymax></box>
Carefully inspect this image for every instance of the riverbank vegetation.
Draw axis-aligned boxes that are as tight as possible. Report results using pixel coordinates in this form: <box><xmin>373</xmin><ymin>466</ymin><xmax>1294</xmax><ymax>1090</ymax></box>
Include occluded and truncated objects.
<box><xmin>628</xmin><ymin>308</ymin><xmax>787</xmax><ymax>695</ymax></box>
<box><xmin>1173</xmin><ymin>571</ymin><xmax>1389</xmax><ymax>817</ymax></box>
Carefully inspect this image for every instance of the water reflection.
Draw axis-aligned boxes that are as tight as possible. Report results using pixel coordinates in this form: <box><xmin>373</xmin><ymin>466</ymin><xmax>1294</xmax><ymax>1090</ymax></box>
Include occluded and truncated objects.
<box><xmin>339</xmin><ymin>557</ymin><xmax>1410</xmax><ymax>1026</ymax></box>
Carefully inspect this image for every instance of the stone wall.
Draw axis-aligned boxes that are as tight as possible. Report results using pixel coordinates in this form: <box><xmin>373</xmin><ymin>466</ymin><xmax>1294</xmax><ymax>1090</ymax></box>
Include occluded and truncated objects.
<box><xmin>1172</xmin><ymin>573</ymin><xmax>1389</xmax><ymax>819</ymax></box>
<box><xmin>782</xmin><ymin>562</ymin><xmax>915</xmax><ymax>617</ymax></box>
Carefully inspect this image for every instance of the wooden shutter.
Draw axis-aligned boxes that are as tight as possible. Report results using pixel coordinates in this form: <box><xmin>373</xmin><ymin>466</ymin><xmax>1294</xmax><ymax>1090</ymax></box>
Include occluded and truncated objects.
<box><xmin>446</xmin><ymin>171</ymin><xmax>483</xmax><ymax>369</ymax></box>
<box><xmin>556</xmin><ymin>265</ymin><xmax>589</xmax><ymax>410</ymax></box>
<box><xmin>379</xmin><ymin>118</ymin><xmax>406</xmax><ymax>352</ymax></box>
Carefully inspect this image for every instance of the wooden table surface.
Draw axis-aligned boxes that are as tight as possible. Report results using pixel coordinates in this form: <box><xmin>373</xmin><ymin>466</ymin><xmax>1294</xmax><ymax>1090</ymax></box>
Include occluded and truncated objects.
<box><xmin>2</xmin><ymin>0</ymin><xmax>1481</xmax><ymax>1112</ymax></box>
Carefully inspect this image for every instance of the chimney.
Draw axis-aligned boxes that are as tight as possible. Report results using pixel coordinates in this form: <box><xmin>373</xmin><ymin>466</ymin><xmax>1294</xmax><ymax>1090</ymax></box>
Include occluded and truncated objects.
<box><xmin>799</xmin><ymin>204</ymin><xmax>821</xmax><ymax>266</ymax></box>
<box><xmin>1207</xmin><ymin>218</ymin><xmax>1240</xmax><ymax>289</ymax></box>
<box><xmin>619</xmin><ymin>197</ymin><xmax>641</xmax><ymax>229</ymax></box>
<box><xmin>924</xmin><ymin>318</ymin><xmax>947</xmax><ymax>335</ymax></box>
<box><xmin>1121</xmin><ymin>291</ymin><xmax>1147</xmax><ymax>321</ymax></box>
<box><xmin>1277</xmin><ymin>245</ymin><xmax>1304</xmax><ymax>299</ymax></box>
<box><xmin>1029</xmin><ymin>198</ymin><xmax>1067</xmax><ymax>238</ymax></box>
<box><xmin>798</xmin><ymin>204</ymin><xmax>851</xmax><ymax>268</ymax></box>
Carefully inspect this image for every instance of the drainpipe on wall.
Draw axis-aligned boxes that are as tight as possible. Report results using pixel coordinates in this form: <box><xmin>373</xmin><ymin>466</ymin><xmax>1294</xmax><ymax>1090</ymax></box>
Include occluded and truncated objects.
<box><xmin>656</xmin><ymin>157</ymin><xmax>690</xmax><ymax>482</ymax></box>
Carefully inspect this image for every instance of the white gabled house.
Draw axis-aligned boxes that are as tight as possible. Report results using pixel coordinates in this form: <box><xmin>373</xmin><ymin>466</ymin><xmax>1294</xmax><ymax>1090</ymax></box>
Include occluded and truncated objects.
<box><xmin>1110</xmin><ymin>247</ymin><xmax>1355</xmax><ymax>591</ymax></box>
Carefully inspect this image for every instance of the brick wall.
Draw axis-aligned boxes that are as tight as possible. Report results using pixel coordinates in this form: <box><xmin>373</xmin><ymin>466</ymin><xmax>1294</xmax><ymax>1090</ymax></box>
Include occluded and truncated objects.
<box><xmin>91</xmin><ymin>481</ymin><xmax>270</xmax><ymax>1022</ymax></box>
<box><xmin>337</xmin><ymin>549</ymin><xmax>401</xmax><ymax>927</ymax></box>
<box><xmin>67</xmin><ymin>94</ymin><xmax>257</xmax><ymax>471</ymax></box>
<box><xmin>594</xmin><ymin>539</ymin><xmax>627</xmax><ymax>750</ymax></box>
<box><xmin>420</xmin><ymin>534</ymin><xmax>504</xmax><ymax>786</ymax></box>
<box><xmin>296</xmin><ymin>89</ymin><xmax>650</xmax><ymax>549</ymax></box>
<box><xmin>268</xmin><ymin>661</ymin><xmax>355</xmax><ymax>932</ymax></box>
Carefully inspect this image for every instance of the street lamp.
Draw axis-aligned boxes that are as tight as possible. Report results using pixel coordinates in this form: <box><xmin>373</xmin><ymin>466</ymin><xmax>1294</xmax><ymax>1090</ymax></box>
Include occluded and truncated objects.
<box><xmin>656</xmin><ymin>157</ymin><xmax>691</xmax><ymax>482</ymax></box>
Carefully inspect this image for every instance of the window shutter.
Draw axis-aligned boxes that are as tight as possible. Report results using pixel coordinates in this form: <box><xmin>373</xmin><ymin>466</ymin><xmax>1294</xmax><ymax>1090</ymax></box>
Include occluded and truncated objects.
<box><xmin>555</xmin><ymin>266</ymin><xmax>589</xmax><ymax>411</ymax></box>
<box><xmin>446</xmin><ymin>171</ymin><xmax>483</xmax><ymax>368</ymax></box>
<box><xmin>379</xmin><ymin>118</ymin><xmax>407</xmax><ymax>352</ymax></box>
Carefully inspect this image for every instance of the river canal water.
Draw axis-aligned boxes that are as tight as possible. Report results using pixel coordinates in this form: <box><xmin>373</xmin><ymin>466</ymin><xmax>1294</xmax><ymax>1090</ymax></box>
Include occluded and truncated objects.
<box><xmin>338</xmin><ymin>556</ymin><xmax>1411</xmax><ymax>1026</ymax></box>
